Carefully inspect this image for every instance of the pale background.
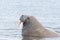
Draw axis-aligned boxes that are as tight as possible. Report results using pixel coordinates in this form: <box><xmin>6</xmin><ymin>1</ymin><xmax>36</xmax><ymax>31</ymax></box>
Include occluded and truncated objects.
<box><xmin>0</xmin><ymin>0</ymin><xmax>60</xmax><ymax>40</ymax></box>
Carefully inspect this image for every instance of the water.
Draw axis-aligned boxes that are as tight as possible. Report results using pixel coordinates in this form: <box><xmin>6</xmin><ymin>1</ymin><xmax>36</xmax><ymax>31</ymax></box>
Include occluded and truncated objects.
<box><xmin>22</xmin><ymin>37</ymin><xmax>60</xmax><ymax>40</ymax></box>
<box><xmin>0</xmin><ymin>0</ymin><xmax>60</xmax><ymax>40</ymax></box>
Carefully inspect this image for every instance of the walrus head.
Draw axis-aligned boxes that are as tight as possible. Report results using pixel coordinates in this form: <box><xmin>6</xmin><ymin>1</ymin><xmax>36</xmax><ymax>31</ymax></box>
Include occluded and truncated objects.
<box><xmin>19</xmin><ymin>15</ymin><xmax>43</xmax><ymax>28</ymax></box>
<box><xmin>20</xmin><ymin>15</ymin><xmax>30</xmax><ymax>22</ymax></box>
<box><xmin>19</xmin><ymin>15</ymin><xmax>32</xmax><ymax>26</ymax></box>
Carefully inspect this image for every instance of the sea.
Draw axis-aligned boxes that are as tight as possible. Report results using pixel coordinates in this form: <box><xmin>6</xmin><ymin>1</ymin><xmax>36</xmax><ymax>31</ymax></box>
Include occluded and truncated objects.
<box><xmin>0</xmin><ymin>0</ymin><xmax>60</xmax><ymax>40</ymax></box>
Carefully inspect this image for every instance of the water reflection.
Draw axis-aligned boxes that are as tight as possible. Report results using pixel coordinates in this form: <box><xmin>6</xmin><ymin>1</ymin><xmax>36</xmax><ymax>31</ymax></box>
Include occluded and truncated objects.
<box><xmin>22</xmin><ymin>36</ymin><xmax>60</xmax><ymax>40</ymax></box>
<box><xmin>22</xmin><ymin>36</ymin><xmax>43</xmax><ymax>40</ymax></box>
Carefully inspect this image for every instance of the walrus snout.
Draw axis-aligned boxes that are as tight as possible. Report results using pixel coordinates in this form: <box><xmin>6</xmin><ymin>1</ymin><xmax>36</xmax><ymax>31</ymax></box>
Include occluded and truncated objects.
<box><xmin>20</xmin><ymin>15</ymin><xmax>26</xmax><ymax>22</ymax></box>
<box><xmin>20</xmin><ymin>15</ymin><xmax>30</xmax><ymax>22</ymax></box>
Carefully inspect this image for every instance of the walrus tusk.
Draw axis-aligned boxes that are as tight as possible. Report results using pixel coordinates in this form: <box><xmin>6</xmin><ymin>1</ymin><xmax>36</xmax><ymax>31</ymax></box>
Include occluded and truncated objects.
<box><xmin>19</xmin><ymin>20</ymin><xmax>23</xmax><ymax>28</ymax></box>
<box><xmin>19</xmin><ymin>20</ymin><xmax>22</xmax><ymax>24</ymax></box>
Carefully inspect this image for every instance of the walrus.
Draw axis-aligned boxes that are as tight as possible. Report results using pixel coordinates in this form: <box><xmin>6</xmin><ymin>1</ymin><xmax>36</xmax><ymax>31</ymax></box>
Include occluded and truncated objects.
<box><xmin>19</xmin><ymin>15</ymin><xmax>60</xmax><ymax>38</ymax></box>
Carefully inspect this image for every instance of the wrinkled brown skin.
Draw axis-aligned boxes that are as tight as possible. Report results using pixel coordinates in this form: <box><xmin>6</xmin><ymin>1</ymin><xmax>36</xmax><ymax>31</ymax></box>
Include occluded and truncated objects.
<box><xmin>20</xmin><ymin>15</ymin><xmax>60</xmax><ymax>38</ymax></box>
